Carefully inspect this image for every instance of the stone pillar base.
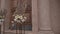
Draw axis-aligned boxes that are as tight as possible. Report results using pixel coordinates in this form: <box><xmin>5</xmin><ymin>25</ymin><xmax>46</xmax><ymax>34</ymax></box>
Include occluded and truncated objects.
<box><xmin>38</xmin><ymin>31</ymin><xmax>54</xmax><ymax>34</ymax></box>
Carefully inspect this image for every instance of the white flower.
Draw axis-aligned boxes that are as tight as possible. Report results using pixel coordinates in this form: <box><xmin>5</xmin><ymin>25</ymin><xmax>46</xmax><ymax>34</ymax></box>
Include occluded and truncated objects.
<box><xmin>14</xmin><ymin>18</ymin><xmax>17</xmax><ymax>21</ymax></box>
<box><xmin>13</xmin><ymin>14</ymin><xmax>27</xmax><ymax>23</ymax></box>
<box><xmin>19</xmin><ymin>15</ymin><xmax>23</xmax><ymax>20</ymax></box>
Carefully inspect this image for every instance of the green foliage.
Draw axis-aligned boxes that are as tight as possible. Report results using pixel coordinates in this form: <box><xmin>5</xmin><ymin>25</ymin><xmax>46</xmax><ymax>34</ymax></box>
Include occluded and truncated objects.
<box><xmin>0</xmin><ymin>16</ymin><xmax>3</xmax><ymax>19</ymax></box>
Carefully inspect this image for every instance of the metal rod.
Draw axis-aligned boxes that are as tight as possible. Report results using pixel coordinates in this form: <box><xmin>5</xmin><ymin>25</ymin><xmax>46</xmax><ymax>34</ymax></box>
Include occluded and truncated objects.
<box><xmin>19</xmin><ymin>23</ymin><xmax>22</xmax><ymax>34</ymax></box>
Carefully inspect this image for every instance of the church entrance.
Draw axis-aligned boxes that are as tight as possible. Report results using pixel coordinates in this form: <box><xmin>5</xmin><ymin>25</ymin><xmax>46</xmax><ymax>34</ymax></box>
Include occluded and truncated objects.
<box><xmin>0</xmin><ymin>0</ymin><xmax>32</xmax><ymax>34</ymax></box>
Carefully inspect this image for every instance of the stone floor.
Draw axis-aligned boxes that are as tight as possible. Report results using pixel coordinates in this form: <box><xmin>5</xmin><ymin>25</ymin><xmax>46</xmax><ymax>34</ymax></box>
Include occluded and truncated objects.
<box><xmin>1</xmin><ymin>30</ymin><xmax>32</xmax><ymax>34</ymax></box>
<box><xmin>38</xmin><ymin>31</ymin><xmax>54</xmax><ymax>34</ymax></box>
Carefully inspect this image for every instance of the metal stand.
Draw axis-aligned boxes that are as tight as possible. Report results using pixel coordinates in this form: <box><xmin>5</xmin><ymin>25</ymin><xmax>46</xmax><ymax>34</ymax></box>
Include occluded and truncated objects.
<box><xmin>16</xmin><ymin>22</ymin><xmax>25</xmax><ymax>34</ymax></box>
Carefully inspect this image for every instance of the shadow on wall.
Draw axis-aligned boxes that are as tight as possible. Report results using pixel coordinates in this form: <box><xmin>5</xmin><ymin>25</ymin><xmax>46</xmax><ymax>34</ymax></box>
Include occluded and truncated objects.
<box><xmin>50</xmin><ymin>0</ymin><xmax>60</xmax><ymax>34</ymax></box>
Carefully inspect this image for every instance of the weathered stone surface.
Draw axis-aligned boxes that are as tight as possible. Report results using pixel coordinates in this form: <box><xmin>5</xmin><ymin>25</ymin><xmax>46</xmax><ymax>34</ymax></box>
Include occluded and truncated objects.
<box><xmin>39</xmin><ymin>31</ymin><xmax>54</xmax><ymax>34</ymax></box>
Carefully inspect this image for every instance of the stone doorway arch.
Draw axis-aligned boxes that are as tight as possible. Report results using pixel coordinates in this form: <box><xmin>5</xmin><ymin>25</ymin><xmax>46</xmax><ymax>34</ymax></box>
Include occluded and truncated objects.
<box><xmin>0</xmin><ymin>0</ymin><xmax>39</xmax><ymax>34</ymax></box>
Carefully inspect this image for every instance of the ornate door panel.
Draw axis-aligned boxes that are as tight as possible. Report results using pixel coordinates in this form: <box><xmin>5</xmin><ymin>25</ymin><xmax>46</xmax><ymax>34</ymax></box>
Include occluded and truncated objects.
<box><xmin>1</xmin><ymin>0</ymin><xmax>32</xmax><ymax>34</ymax></box>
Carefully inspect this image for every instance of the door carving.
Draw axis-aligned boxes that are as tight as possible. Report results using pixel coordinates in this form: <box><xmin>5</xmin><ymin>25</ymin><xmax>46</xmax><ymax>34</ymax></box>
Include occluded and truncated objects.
<box><xmin>4</xmin><ymin>0</ymin><xmax>32</xmax><ymax>34</ymax></box>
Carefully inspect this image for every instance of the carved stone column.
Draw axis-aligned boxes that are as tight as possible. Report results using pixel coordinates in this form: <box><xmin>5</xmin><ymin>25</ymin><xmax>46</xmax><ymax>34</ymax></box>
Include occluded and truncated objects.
<box><xmin>0</xmin><ymin>0</ymin><xmax>6</xmax><ymax>33</ymax></box>
<box><xmin>0</xmin><ymin>0</ymin><xmax>4</xmax><ymax>34</ymax></box>
<box><xmin>4</xmin><ymin>0</ymin><xmax>11</xmax><ymax>30</ymax></box>
<box><xmin>1</xmin><ymin>0</ymin><xmax>5</xmax><ymax>9</ymax></box>
<box><xmin>32</xmin><ymin>0</ymin><xmax>38</xmax><ymax>34</ymax></box>
<box><xmin>38</xmin><ymin>0</ymin><xmax>54</xmax><ymax>34</ymax></box>
<box><xmin>50</xmin><ymin>0</ymin><xmax>60</xmax><ymax>34</ymax></box>
<box><xmin>0</xmin><ymin>0</ymin><xmax>1</xmax><ymax>9</ymax></box>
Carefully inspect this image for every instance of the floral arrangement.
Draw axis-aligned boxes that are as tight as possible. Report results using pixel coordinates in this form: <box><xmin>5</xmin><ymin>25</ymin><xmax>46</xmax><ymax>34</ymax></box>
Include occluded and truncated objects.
<box><xmin>13</xmin><ymin>14</ymin><xmax>27</xmax><ymax>24</ymax></box>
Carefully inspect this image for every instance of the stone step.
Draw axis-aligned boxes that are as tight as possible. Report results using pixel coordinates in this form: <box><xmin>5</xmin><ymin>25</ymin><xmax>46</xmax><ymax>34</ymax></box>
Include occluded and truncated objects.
<box><xmin>38</xmin><ymin>31</ymin><xmax>54</xmax><ymax>34</ymax></box>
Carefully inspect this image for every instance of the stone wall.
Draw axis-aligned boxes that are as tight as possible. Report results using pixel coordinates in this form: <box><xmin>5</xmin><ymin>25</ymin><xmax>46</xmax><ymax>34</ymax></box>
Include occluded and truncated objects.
<box><xmin>50</xmin><ymin>0</ymin><xmax>60</xmax><ymax>34</ymax></box>
<box><xmin>0</xmin><ymin>0</ymin><xmax>60</xmax><ymax>34</ymax></box>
